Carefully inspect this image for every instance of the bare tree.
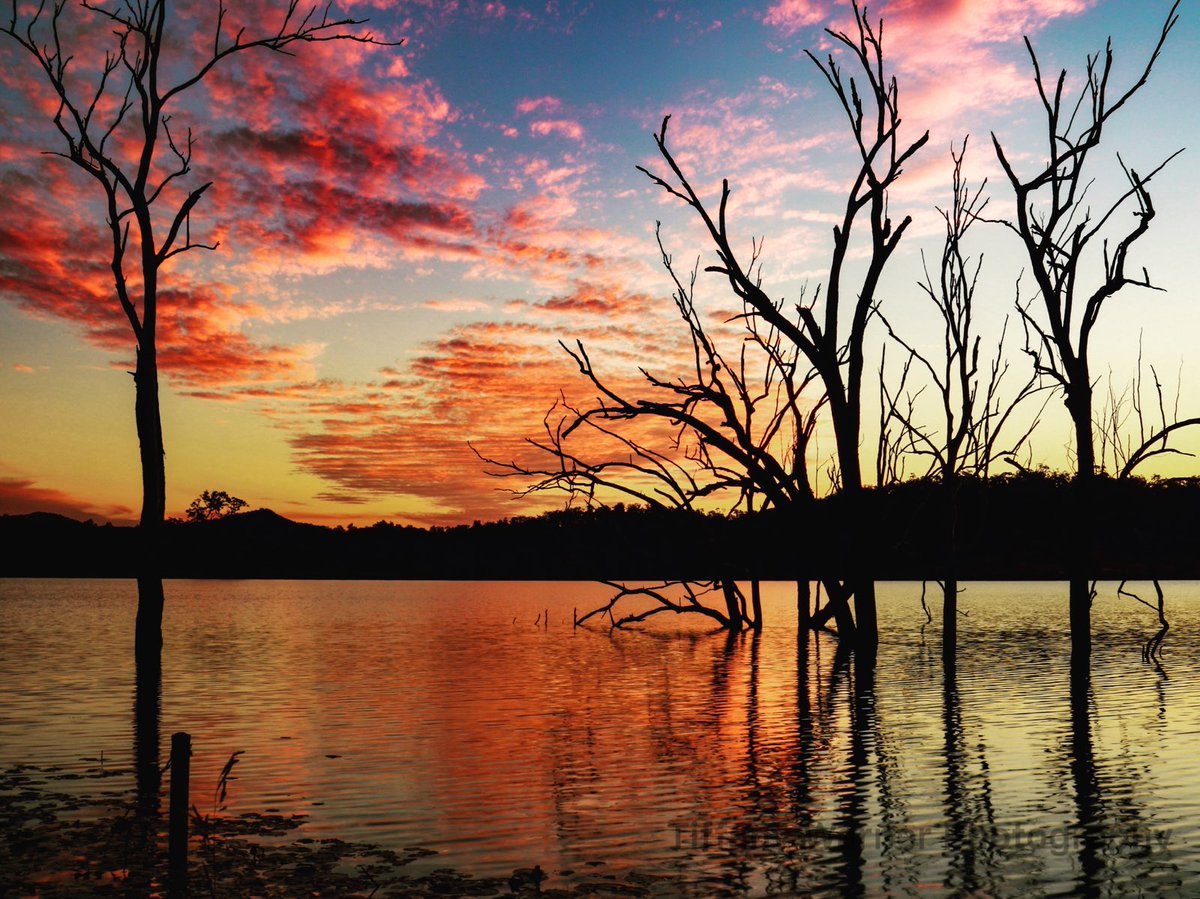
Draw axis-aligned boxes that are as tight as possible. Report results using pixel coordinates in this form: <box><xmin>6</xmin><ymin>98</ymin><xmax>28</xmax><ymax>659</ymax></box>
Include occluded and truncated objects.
<box><xmin>2</xmin><ymin>0</ymin><xmax>396</xmax><ymax>660</ymax></box>
<box><xmin>1094</xmin><ymin>347</ymin><xmax>1197</xmax><ymax>672</ymax></box>
<box><xmin>482</xmin><ymin>228</ymin><xmax>830</xmax><ymax>632</ymax></box>
<box><xmin>876</xmin><ymin>141</ymin><xmax>1044</xmax><ymax>660</ymax></box>
<box><xmin>636</xmin><ymin>3</ymin><xmax>928</xmax><ymax>654</ymax></box>
<box><xmin>485</xmin><ymin>228</ymin><xmax>823</xmax><ymax>514</ymax></box>
<box><xmin>990</xmin><ymin>0</ymin><xmax>1181</xmax><ymax>663</ymax></box>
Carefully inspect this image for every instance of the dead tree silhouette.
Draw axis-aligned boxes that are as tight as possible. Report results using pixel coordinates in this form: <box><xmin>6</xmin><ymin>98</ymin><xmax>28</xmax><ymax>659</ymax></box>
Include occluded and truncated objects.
<box><xmin>485</xmin><ymin>3</ymin><xmax>928</xmax><ymax>648</ymax></box>
<box><xmin>1</xmin><ymin>0</ymin><xmax>397</xmax><ymax>663</ymax></box>
<box><xmin>634</xmin><ymin>3</ymin><xmax>928</xmax><ymax>655</ymax></box>
<box><xmin>989</xmin><ymin>0</ymin><xmax>1181</xmax><ymax>666</ymax></box>
<box><xmin>481</xmin><ymin>226</ymin><xmax>824</xmax><ymax>632</ymax></box>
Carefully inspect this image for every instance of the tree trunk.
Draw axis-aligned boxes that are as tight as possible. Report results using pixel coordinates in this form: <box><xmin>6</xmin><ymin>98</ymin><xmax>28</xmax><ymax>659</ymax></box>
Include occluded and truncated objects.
<box><xmin>1071</xmin><ymin>381</ymin><xmax>1096</xmax><ymax>481</ymax></box>
<box><xmin>942</xmin><ymin>578</ymin><xmax>957</xmax><ymax>669</ymax></box>
<box><xmin>853</xmin><ymin>578</ymin><xmax>878</xmax><ymax>659</ymax></box>
<box><xmin>1069</xmin><ymin>577</ymin><xmax>1092</xmax><ymax>668</ymax></box>
<box><xmin>136</xmin><ymin>575</ymin><xmax>165</xmax><ymax>661</ymax></box>
<box><xmin>828</xmin><ymin>412</ymin><xmax>878</xmax><ymax>654</ymax></box>
<box><xmin>750</xmin><ymin>580</ymin><xmax>763</xmax><ymax>631</ymax></box>
<box><xmin>813</xmin><ymin>579</ymin><xmax>858</xmax><ymax>640</ymax></box>
<box><xmin>942</xmin><ymin>483</ymin><xmax>959</xmax><ymax>666</ymax></box>
<box><xmin>134</xmin><ymin>344</ymin><xmax>166</xmax><ymax>662</ymax></box>
<box><xmin>1068</xmin><ymin>380</ymin><xmax>1094</xmax><ymax>665</ymax></box>
<box><xmin>135</xmin><ymin>345</ymin><xmax>166</xmax><ymax>528</ymax></box>
<box><xmin>830</xmin><ymin>392</ymin><xmax>863</xmax><ymax>495</ymax></box>
<box><xmin>721</xmin><ymin>580</ymin><xmax>744</xmax><ymax>631</ymax></box>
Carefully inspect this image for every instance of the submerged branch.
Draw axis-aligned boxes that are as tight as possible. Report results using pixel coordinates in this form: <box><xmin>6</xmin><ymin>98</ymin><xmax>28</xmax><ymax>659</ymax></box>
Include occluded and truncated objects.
<box><xmin>575</xmin><ymin>580</ymin><xmax>736</xmax><ymax>630</ymax></box>
<box><xmin>1117</xmin><ymin>579</ymin><xmax>1169</xmax><ymax>666</ymax></box>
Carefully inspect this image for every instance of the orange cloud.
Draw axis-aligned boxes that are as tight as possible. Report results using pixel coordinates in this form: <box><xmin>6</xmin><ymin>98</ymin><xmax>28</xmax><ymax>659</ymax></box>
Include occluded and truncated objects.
<box><xmin>232</xmin><ymin>281</ymin><xmax>699</xmax><ymax>525</ymax></box>
<box><xmin>2</xmin><ymin>0</ymin><xmax>662</xmax><ymax>426</ymax></box>
<box><xmin>0</xmin><ymin>476</ymin><xmax>135</xmax><ymax>523</ymax></box>
<box><xmin>420</xmin><ymin>298</ymin><xmax>494</xmax><ymax>313</ymax></box>
<box><xmin>0</xmin><ymin>166</ymin><xmax>322</xmax><ymax>388</ymax></box>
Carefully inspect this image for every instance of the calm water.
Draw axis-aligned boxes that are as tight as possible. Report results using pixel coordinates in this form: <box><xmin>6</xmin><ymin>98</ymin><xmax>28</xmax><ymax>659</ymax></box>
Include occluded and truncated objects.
<box><xmin>2</xmin><ymin>578</ymin><xmax>1198</xmax><ymax>896</ymax></box>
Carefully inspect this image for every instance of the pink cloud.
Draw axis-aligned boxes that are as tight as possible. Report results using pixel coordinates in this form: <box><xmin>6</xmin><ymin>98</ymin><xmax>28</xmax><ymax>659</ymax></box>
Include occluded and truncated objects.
<box><xmin>755</xmin><ymin>0</ymin><xmax>1099</xmax><ymax>137</ymax></box>
<box><xmin>636</xmin><ymin>81</ymin><xmax>840</xmax><ymax>221</ymax></box>
<box><xmin>762</xmin><ymin>0</ymin><xmax>827</xmax><ymax>36</ymax></box>
<box><xmin>882</xmin><ymin>0</ymin><xmax>1093</xmax><ymax>43</ymax></box>
<box><xmin>421</xmin><ymin>298</ymin><xmax>494</xmax><ymax>312</ymax></box>
<box><xmin>761</xmin><ymin>0</ymin><xmax>1098</xmax><ymax>145</ymax></box>
<box><xmin>529</xmin><ymin>119</ymin><xmax>586</xmax><ymax>142</ymax></box>
<box><xmin>516</xmin><ymin>95</ymin><xmax>563</xmax><ymax>115</ymax></box>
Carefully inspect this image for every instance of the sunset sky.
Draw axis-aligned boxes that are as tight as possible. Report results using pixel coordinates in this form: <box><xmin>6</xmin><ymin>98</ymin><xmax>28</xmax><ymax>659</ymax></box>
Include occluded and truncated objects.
<box><xmin>1</xmin><ymin>0</ymin><xmax>1198</xmax><ymax>527</ymax></box>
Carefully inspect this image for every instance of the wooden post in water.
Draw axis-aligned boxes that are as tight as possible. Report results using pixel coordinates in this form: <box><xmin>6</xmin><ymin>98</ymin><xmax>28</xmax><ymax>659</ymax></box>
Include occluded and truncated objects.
<box><xmin>168</xmin><ymin>731</ymin><xmax>191</xmax><ymax>893</ymax></box>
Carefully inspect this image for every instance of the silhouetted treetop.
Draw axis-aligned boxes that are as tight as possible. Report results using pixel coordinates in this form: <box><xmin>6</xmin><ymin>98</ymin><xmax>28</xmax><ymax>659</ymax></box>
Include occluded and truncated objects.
<box><xmin>185</xmin><ymin>489</ymin><xmax>248</xmax><ymax>522</ymax></box>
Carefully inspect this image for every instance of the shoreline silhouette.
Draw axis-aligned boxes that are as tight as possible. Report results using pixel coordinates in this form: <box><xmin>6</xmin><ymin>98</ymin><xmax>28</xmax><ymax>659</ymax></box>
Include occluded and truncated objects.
<box><xmin>5</xmin><ymin>470</ymin><xmax>1197</xmax><ymax>581</ymax></box>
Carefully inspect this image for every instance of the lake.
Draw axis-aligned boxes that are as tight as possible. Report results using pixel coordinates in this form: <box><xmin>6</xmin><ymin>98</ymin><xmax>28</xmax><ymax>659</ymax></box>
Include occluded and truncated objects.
<box><xmin>1</xmin><ymin>578</ymin><xmax>1198</xmax><ymax>896</ymax></box>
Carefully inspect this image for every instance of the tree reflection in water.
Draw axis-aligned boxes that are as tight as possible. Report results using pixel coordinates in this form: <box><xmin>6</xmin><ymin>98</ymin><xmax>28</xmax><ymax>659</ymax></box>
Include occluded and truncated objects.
<box><xmin>132</xmin><ymin>588</ymin><xmax>162</xmax><ymax>891</ymax></box>
<box><xmin>941</xmin><ymin>660</ymin><xmax>1001</xmax><ymax>895</ymax></box>
<box><xmin>593</xmin><ymin>602</ymin><xmax>1188</xmax><ymax>896</ymax></box>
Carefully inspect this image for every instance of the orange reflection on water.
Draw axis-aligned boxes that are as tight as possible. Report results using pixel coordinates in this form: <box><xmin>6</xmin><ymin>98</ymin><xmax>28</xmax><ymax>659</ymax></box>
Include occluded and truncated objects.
<box><xmin>3</xmin><ymin>579</ymin><xmax>1200</xmax><ymax>895</ymax></box>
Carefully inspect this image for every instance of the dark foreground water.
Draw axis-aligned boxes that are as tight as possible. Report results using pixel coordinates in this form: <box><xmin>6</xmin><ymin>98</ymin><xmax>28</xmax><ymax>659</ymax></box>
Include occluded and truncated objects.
<box><xmin>1</xmin><ymin>579</ymin><xmax>1197</xmax><ymax>896</ymax></box>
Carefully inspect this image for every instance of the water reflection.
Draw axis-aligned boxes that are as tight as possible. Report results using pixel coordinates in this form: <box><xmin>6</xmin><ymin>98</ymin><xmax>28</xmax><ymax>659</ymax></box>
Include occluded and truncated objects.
<box><xmin>133</xmin><ymin>648</ymin><xmax>161</xmax><ymax>819</ymax></box>
<box><xmin>1069</xmin><ymin>664</ymin><xmax>1103</xmax><ymax>897</ymax></box>
<box><xmin>941</xmin><ymin>660</ymin><xmax>1000</xmax><ymax>895</ymax></box>
<box><xmin>1</xmin><ymin>580</ymin><xmax>1199</xmax><ymax>896</ymax></box>
<box><xmin>834</xmin><ymin>650</ymin><xmax>869</xmax><ymax>897</ymax></box>
<box><xmin>131</xmin><ymin>646</ymin><xmax>162</xmax><ymax>890</ymax></box>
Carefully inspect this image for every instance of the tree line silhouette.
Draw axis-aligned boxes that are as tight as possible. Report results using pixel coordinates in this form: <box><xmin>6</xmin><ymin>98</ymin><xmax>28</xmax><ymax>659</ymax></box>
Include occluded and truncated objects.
<box><xmin>4</xmin><ymin>470</ymin><xmax>1198</xmax><ymax>581</ymax></box>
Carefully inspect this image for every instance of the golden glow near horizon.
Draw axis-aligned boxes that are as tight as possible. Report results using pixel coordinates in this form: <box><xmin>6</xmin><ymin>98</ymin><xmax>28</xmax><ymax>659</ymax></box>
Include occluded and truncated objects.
<box><xmin>2</xmin><ymin>1</ymin><xmax>1199</xmax><ymax>526</ymax></box>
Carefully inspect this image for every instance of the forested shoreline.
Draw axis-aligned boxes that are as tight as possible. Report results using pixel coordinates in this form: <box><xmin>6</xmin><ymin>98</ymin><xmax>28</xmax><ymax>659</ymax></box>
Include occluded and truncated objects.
<box><xmin>5</xmin><ymin>471</ymin><xmax>1196</xmax><ymax>582</ymax></box>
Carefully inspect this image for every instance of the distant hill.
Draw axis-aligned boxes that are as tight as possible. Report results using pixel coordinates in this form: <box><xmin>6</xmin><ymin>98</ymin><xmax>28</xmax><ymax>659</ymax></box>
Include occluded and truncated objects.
<box><xmin>2</xmin><ymin>511</ymin><xmax>96</xmax><ymax>530</ymax></box>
